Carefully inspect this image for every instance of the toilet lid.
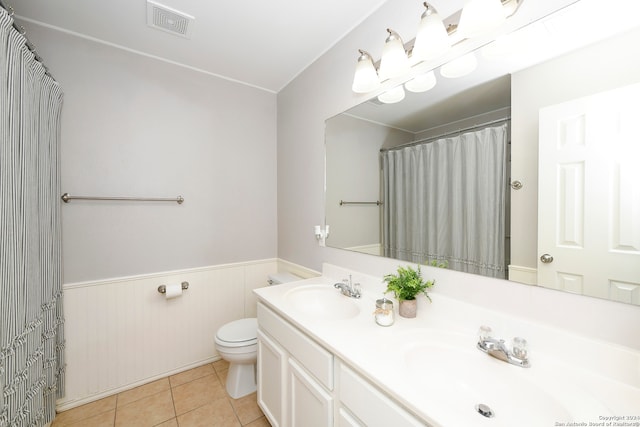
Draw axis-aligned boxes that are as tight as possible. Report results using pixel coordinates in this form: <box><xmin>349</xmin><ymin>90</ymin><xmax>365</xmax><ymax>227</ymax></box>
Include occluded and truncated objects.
<box><xmin>216</xmin><ymin>318</ymin><xmax>258</xmax><ymax>343</ymax></box>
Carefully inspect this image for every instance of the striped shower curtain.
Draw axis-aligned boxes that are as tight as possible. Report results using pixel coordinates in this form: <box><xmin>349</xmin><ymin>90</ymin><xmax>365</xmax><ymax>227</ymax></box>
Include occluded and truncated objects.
<box><xmin>381</xmin><ymin>124</ymin><xmax>508</xmax><ymax>278</ymax></box>
<box><xmin>0</xmin><ymin>7</ymin><xmax>65</xmax><ymax>427</ymax></box>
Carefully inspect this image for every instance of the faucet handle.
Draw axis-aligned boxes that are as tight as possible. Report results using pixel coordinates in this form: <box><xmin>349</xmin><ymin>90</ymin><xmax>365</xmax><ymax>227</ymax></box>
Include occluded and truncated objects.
<box><xmin>478</xmin><ymin>325</ymin><xmax>493</xmax><ymax>341</ymax></box>
<box><xmin>352</xmin><ymin>282</ymin><xmax>362</xmax><ymax>297</ymax></box>
<box><xmin>512</xmin><ymin>337</ymin><xmax>528</xmax><ymax>360</ymax></box>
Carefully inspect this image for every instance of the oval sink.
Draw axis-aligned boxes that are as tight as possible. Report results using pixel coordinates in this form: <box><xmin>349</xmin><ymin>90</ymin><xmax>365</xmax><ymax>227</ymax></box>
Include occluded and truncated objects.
<box><xmin>284</xmin><ymin>285</ymin><xmax>360</xmax><ymax>320</ymax></box>
<box><xmin>403</xmin><ymin>340</ymin><xmax>579</xmax><ymax>426</ymax></box>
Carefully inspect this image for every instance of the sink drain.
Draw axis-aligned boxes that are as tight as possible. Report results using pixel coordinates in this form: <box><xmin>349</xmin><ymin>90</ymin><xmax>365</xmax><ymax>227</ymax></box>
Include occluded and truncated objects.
<box><xmin>475</xmin><ymin>403</ymin><xmax>495</xmax><ymax>418</ymax></box>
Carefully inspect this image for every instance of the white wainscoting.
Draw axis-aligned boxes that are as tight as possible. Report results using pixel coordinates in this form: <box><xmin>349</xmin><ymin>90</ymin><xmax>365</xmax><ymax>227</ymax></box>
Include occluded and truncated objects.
<box><xmin>58</xmin><ymin>259</ymin><xmax>317</xmax><ymax>411</ymax></box>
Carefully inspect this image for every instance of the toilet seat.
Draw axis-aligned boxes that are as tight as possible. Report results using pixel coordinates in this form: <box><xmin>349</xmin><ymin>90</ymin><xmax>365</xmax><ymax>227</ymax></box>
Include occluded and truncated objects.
<box><xmin>215</xmin><ymin>318</ymin><xmax>257</xmax><ymax>348</ymax></box>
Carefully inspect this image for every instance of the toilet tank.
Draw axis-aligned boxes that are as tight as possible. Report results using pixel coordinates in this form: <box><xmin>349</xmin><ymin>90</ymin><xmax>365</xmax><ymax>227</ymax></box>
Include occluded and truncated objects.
<box><xmin>267</xmin><ymin>272</ymin><xmax>301</xmax><ymax>286</ymax></box>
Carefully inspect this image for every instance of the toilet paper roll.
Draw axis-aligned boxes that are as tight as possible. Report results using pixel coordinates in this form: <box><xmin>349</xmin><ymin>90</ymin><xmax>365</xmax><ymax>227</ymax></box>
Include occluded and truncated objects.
<box><xmin>165</xmin><ymin>283</ymin><xmax>182</xmax><ymax>300</ymax></box>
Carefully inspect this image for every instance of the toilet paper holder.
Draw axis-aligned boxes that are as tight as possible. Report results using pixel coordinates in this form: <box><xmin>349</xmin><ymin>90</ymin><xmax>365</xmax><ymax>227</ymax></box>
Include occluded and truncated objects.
<box><xmin>158</xmin><ymin>281</ymin><xmax>189</xmax><ymax>294</ymax></box>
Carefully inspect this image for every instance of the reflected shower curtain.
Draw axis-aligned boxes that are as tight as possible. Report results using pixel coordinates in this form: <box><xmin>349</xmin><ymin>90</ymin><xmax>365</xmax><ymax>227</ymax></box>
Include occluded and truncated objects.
<box><xmin>1</xmin><ymin>7</ymin><xmax>65</xmax><ymax>426</ymax></box>
<box><xmin>382</xmin><ymin>124</ymin><xmax>508</xmax><ymax>278</ymax></box>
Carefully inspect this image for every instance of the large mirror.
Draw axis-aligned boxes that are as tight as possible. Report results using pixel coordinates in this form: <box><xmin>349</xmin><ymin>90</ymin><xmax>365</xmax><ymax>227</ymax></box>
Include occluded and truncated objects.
<box><xmin>325</xmin><ymin>0</ymin><xmax>640</xmax><ymax>305</ymax></box>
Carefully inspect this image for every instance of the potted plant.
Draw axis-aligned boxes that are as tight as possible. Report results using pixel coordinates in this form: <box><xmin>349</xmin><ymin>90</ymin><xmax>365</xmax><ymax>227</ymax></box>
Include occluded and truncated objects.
<box><xmin>383</xmin><ymin>264</ymin><xmax>435</xmax><ymax>318</ymax></box>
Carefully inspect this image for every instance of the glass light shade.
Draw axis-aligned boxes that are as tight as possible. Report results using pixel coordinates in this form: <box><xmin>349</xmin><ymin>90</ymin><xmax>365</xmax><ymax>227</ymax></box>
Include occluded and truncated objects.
<box><xmin>378</xmin><ymin>29</ymin><xmax>410</xmax><ymax>81</ymax></box>
<box><xmin>352</xmin><ymin>51</ymin><xmax>380</xmax><ymax>93</ymax></box>
<box><xmin>377</xmin><ymin>85</ymin><xmax>405</xmax><ymax>104</ymax></box>
<box><xmin>404</xmin><ymin>70</ymin><xmax>437</xmax><ymax>93</ymax></box>
<box><xmin>412</xmin><ymin>7</ymin><xmax>451</xmax><ymax>62</ymax></box>
<box><xmin>440</xmin><ymin>52</ymin><xmax>477</xmax><ymax>78</ymax></box>
<box><xmin>458</xmin><ymin>0</ymin><xmax>506</xmax><ymax>38</ymax></box>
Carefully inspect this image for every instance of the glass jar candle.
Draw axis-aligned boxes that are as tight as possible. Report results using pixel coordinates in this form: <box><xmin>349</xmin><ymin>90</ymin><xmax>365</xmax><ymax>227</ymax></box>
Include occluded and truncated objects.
<box><xmin>375</xmin><ymin>298</ymin><xmax>394</xmax><ymax>326</ymax></box>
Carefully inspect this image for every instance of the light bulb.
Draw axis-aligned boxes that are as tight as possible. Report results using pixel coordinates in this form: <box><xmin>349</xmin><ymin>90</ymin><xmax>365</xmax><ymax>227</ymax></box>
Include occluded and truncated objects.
<box><xmin>352</xmin><ymin>50</ymin><xmax>380</xmax><ymax>93</ymax></box>
<box><xmin>378</xmin><ymin>29</ymin><xmax>410</xmax><ymax>81</ymax></box>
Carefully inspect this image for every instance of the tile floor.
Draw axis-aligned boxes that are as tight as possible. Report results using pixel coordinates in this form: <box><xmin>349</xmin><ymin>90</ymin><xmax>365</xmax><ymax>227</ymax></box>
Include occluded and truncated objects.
<box><xmin>51</xmin><ymin>360</ymin><xmax>271</xmax><ymax>427</ymax></box>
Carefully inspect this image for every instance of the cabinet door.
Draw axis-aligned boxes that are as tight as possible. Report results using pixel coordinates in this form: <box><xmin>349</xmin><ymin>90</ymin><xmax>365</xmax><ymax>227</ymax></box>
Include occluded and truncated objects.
<box><xmin>337</xmin><ymin>407</ymin><xmax>364</xmax><ymax>427</ymax></box>
<box><xmin>339</xmin><ymin>364</ymin><xmax>426</xmax><ymax>427</ymax></box>
<box><xmin>257</xmin><ymin>330</ymin><xmax>287</xmax><ymax>427</ymax></box>
<box><xmin>289</xmin><ymin>358</ymin><xmax>333</xmax><ymax>427</ymax></box>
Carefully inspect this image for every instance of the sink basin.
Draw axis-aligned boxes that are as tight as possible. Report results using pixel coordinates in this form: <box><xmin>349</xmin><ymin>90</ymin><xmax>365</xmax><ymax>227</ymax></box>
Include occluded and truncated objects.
<box><xmin>284</xmin><ymin>285</ymin><xmax>360</xmax><ymax>320</ymax></box>
<box><xmin>404</xmin><ymin>334</ymin><xmax>609</xmax><ymax>427</ymax></box>
<box><xmin>404</xmin><ymin>341</ymin><xmax>574</xmax><ymax>426</ymax></box>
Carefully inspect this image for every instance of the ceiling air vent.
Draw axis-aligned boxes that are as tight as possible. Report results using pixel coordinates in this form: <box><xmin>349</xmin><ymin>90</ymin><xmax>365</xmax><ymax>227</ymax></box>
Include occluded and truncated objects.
<box><xmin>146</xmin><ymin>0</ymin><xmax>195</xmax><ymax>39</ymax></box>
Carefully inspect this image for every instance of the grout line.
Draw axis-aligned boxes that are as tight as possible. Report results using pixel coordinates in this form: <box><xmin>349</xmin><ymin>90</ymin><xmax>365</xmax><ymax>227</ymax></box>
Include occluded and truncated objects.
<box><xmin>169</xmin><ymin>383</ymin><xmax>178</xmax><ymax>425</ymax></box>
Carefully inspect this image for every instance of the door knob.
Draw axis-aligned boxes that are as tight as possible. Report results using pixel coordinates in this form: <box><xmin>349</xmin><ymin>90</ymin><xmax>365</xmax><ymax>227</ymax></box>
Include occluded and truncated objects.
<box><xmin>540</xmin><ymin>254</ymin><xmax>554</xmax><ymax>264</ymax></box>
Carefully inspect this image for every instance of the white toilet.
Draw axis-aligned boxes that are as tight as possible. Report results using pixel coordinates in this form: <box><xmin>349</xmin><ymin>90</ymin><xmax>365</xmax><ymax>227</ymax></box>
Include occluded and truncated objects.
<box><xmin>215</xmin><ymin>272</ymin><xmax>300</xmax><ymax>398</ymax></box>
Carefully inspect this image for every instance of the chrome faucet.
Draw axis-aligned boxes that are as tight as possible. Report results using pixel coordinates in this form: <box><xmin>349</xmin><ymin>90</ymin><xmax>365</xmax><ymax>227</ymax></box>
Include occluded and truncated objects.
<box><xmin>334</xmin><ymin>275</ymin><xmax>361</xmax><ymax>298</ymax></box>
<box><xmin>477</xmin><ymin>326</ymin><xmax>530</xmax><ymax>368</ymax></box>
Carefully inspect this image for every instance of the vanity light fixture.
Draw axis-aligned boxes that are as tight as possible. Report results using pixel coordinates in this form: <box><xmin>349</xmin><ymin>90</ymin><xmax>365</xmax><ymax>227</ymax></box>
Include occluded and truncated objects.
<box><xmin>404</xmin><ymin>70</ymin><xmax>437</xmax><ymax>93</ymax></box>
<box><xmin>412</xmin><ymin>3</ymin><xmax>451</xmax><ymax>62</ymax></box>
<box><xmin>378</xmin><ymin>29</ymin><xmax>411</xmax><ymax>81</ymax></box>
<box><xmin>378</xmin><ymin>85</ymin><xmax>406</xmax><ymax>104</ymax></box>
<box><xmin>352</xmin><ymin>50</ymin><xmax>380</xmax><ymax>93</ymax></box>
<box><xmin>351</xmin><ymin>0</ymin><xmax>524</xmax><ymax>94</ymax></box>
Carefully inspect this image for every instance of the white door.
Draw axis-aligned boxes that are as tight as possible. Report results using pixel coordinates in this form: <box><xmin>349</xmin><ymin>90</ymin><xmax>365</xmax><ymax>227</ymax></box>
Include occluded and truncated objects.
<box><xmin>538</xmin><ymin>82</ymin><xmax>640</xmax><ymax>304</ymax></box>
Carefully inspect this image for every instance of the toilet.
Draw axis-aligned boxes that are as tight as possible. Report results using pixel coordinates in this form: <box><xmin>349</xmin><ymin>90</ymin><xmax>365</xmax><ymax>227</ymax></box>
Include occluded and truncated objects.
<box><xmin>215</xmin><ymin>272</ymin><xmax>300</xmax><ymax>398</ymax></box>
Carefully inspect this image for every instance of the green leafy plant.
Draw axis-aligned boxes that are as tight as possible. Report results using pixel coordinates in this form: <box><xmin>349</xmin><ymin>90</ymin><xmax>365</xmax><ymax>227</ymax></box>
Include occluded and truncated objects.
<box><xmin>383</xmin><ymin>264</ymin><xmax>435</xmax><ymax>302</ymax></box>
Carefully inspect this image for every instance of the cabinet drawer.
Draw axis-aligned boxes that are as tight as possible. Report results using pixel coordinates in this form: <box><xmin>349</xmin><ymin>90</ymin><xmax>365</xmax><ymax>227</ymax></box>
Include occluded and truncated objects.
<box><xmin>339</xmin><ymin>364</ymin><xmax>426</xmax><ymax>427</ymax></box>
<box><xmin>258</xmin><ymin>302</ymin><xmax>333</xmax><ymax>390</ymax></box>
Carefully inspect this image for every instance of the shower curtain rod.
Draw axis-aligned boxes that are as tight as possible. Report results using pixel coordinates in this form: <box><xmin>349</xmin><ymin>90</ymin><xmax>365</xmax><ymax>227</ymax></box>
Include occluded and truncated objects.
<box><xmin>0</xmin><ymin>0</ymin><xmax>53</xmax><ymax>76</ymax></box>
<box><xmin>380</xmin><ymin>117</ymin><xmax>510</xmax><ymax>153</ymax></box>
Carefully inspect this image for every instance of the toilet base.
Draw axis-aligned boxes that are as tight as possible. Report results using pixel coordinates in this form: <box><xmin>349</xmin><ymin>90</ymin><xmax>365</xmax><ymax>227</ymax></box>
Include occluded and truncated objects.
<box><xmin>226</xmin><ymin>362</ymin><xmax>256</xmax><ymax>399</ymax></box>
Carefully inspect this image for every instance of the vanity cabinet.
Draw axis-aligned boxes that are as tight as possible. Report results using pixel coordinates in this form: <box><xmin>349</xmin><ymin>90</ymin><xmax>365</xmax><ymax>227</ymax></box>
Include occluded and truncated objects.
<box><xmin>257</xmin><ymin>302</ymin><xmax>333</xmax><ymax>427</ymax></box>
<box><xmin>257</xmin><ymin>302</ymin><xmax>428</xmax><ymax>427</ymax></box>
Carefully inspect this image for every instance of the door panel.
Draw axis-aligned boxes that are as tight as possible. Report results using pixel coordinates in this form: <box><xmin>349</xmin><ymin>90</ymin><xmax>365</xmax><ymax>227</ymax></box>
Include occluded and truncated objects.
<box><xmin>538</xmin><ymin>82</ymin><xmax>640</xmax><ymax>304</ymax></box>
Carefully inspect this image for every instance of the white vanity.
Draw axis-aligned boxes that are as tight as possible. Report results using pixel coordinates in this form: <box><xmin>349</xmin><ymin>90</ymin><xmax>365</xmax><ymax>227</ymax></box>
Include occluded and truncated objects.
<box><xmin>254</xmin><ymin>264</ymin><xmax>640</xmax><ymax>427</ymax></box>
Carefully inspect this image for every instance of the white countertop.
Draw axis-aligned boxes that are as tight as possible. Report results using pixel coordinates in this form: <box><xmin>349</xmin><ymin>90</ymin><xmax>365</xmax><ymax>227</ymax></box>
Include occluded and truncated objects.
<box><xmin>254</xmin><ymin>273</ymin><xmax>640</xmax><ymax>427</ymax></box>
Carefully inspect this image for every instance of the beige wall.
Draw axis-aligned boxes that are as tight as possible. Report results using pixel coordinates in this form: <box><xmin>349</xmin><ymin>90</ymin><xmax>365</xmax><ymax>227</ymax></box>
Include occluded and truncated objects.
<box><xmin>325</xmin><ymin>114</ymin><xmax>412</xmax><ymax>250</ymax></box>
<box><xmin>25</xmin><ymin>24</ymin><xmax>278</xmax><ymax>283</ymax></box>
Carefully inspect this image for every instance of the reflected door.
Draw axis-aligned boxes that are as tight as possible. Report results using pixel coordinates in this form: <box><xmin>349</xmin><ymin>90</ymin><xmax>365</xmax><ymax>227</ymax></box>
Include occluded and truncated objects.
<box><xmin>538</xmin><ymin>82</ymin><xmax>640</xmax><ymax>304</ymax></box>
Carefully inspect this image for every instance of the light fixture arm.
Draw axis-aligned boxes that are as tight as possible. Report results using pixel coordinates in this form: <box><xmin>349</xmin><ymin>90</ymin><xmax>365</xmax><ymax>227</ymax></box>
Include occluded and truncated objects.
<box><xmin>422</xmin><ymin>2</ymin><xmax>438</xmax><ymax>18</ymax></box>
<box><xmin>385</xmin><ymin>28</ymin><xmax>404</xmax><ymax>45</ymax></box>
<box><xmin>357</xmin><ymin>49</ymin><xmax>372</xmax><ymax>62</ymax></box>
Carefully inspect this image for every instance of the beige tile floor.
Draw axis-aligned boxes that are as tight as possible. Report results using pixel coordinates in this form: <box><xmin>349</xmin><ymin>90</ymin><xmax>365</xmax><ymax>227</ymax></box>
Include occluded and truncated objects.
<box><xmin>52</xmin><ymin>360</ymin><xmax>271</xmax><ymax>427</ymax></box>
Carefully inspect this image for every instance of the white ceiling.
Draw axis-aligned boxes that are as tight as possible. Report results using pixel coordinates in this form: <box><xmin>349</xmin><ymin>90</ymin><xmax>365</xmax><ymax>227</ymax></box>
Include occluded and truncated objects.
<box><xmin>10</xmin><ymin>0</ymin><xmax>400</xmax><ymax>93</ymax></box>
